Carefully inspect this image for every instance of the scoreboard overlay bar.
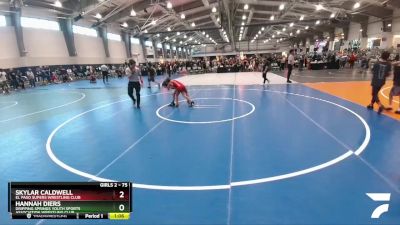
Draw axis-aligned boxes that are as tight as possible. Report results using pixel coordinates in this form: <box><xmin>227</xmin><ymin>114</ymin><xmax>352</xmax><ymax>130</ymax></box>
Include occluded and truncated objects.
<box><xmin>8</xmin><ymin>182</ymin><xmax>132</xmax><ymax>220</ymax></box>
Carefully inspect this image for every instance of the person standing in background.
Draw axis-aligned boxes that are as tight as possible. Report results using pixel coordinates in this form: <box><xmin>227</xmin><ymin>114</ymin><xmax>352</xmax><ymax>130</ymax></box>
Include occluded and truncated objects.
<box><xmin>287</xmin><ymin>49</ymin><xmax>295</xmax><ymax>83</ymax></box>
<box><xmin>262</xmin><ymin>59</ymin><xmax>271</xmax><ymax>85</ymax></box>
<box><xmin>26</xmin><ymin>68</ymin><xmax>35</xmax><ymax>87</ymax></box>
<box><xmin>388</xmin><ymin>61</ymin><xmax>400</xmax><ymax>114</ymax></box>
<box><xmin>126</xmin><ymin>60</ymin><xmax>143</xmax><ymax>109</ymax></box>
<box><xmin>147</xmin><ymin>64</ymin><xmax>160</xmax><ymax>89</ymax></box>
<box><xmin>367</xmin><ymin>51</ymin><xmax>392</xmax><ymax>114</ymax></box>
<box><xmin>0</xmin><ymin>69</ymin><xmax>9</xmax><ymax>94</ymax></box>
<box><xmin>280</xmin><ymin>56</ymin><xmax>286</xmax><ymax>71</ymax></box>
<box><xmin>100</xmin><ymin>64</ymin><xmax>109</xmax><ymax>84</ymax></box>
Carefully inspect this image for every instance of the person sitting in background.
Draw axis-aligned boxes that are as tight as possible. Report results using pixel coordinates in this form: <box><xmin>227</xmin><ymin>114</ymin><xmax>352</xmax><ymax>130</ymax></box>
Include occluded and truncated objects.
<box><xmin>51</xmin><ymin>71</ymin><xmax>61</xmax><ymax>84</ymax></box>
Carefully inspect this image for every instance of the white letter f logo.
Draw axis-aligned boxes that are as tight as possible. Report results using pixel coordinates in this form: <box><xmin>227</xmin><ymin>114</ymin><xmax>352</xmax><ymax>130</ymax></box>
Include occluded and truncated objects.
<box><xmin>366</xmin><ymin>193</ymin><xmax>391</xmax><ymax>219</ymax></box>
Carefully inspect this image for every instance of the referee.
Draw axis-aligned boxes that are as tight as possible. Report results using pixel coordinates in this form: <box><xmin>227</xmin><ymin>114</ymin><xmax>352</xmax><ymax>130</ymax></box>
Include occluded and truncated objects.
<box><xmin>126</xmin><ymin>60</ymin><xmax>143</xmax><ymax>108</ymax></box>
<box><xmin>100</xmin><ymin>64</ymin><xmax>109</xmax><ymax>84</ymax></box>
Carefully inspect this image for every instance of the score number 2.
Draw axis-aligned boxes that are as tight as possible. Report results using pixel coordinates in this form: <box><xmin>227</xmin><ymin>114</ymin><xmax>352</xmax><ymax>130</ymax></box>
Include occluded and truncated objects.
<box><xmin>119</xmin><ymin>191</ymin><xmax>126</xmax><ymax>211</ymax></box>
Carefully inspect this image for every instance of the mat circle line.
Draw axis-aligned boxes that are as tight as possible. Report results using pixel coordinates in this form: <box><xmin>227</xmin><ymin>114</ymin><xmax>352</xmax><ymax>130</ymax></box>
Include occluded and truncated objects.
<box><xmin>156</xmin><ymin>97</ymin><xmax>255</xmax><ymax>124</ymax></box>
<box><xmin>0</xmin><ymin>91</ymin><xmax>85</xmax><ymax>123</ymax></box>
<box><xmin>0</xmin><ymin>101</ymin><xmax>18</xmax><ymax>111</ymax></box>
<box><xmin>46</xmin><ymin>88</ymin><xmax>371</xmax><ymax>191</ymax></box>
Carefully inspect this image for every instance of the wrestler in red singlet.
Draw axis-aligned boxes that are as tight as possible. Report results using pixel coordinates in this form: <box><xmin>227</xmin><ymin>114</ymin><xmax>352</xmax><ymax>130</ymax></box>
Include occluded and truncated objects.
<box><xmin>162</xmin><ymin>78</ymin><xmax>194</xmax><ymax>107</ymax></box>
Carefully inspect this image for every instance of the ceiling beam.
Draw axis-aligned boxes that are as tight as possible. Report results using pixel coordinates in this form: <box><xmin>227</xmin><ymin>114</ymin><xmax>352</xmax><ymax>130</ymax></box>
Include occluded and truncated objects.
<box><xmin>101</xmin><ymin>0</ymin><xmax>149</xmax><ymax>24</ymax></box>
<box><xmin>241</xmin><ymin>9</ymin><xmax>253</xmax><ymax>43</ymax></box>
<box><xmin>201</xmin><ymin>0</ymin><xmax>225</xmax><ymax>42</ymax></box>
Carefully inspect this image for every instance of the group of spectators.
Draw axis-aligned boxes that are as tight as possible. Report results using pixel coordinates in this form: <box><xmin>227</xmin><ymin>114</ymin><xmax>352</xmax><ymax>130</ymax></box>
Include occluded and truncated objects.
<box><xmin>0</xmin><ymin>64</ymin><xmax>126</xmax><ymax>94</ymax></box>
<box><xmin>0</xmin><ymin>60</ymin><xmax>209</xmax><ymax>94</ymax></box>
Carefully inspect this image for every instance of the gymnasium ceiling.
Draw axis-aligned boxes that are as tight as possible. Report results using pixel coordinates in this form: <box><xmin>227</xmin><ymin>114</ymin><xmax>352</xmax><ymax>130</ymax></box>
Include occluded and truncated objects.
<box><xmin>3</xmin><ymin>0</ymin><xmax>400</xmax><ymax>48</ymax></box>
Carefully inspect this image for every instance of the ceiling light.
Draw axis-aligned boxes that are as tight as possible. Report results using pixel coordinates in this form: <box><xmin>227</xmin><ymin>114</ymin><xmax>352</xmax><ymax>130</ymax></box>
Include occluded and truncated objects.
<box><xmin>95</xmin><ymin>13</ymin><xmax>102</xmax><ymax>19</ymax></box>
<box><xmin>167</xmin><ymin>1</ymin><xmax>172</xmax><ymax>9</ymax></box>
<box><xmin>189</xmin><ymin>37</ymin><xmax>192</xmax><ymax>41</ymax></box>
<box><xmin>180</xmin><ymin>41</ymin><xmax>183</xmax><ymax>44</ymax></box>
<box><xmin>240</xmin><ymin>26</ymin><xmax>244</xmax><ymax>30</ymax></box>
<box><xmin>212</xmin><ymin>7</ymin><xmax>217</xmax><ymax>13</ymax></box>
<box><xmin>173</xmin><ymin>38</ymin><xmax>176</xmax><ymax>42</ymax></box>
<box><xmin>206</xmin><ymin>34</ymin><xmax>209</xmax><ymax>37</ymax></box>
<box><xmin>270</xmin><ymin>15</ymin><xmax>275</xmax><ymax>20</ymax></box>
<box><xmin>217</xmin><ymin>17</ymin><xmax>220</xmax><ymax>22</ymax></box>
<box><xmin>388</xmin><ymin>23</ymin><xmax>392</xmax><ymax>27</ymax></box>
<box><xmin>258</xmin><ymin>31</ymin><xmax>261</xmax><ymax>34</ymax></box>
<box><xmin>299</xmin><ymin>15</ymin><xmax>304</xmax><ymax>21</ymax></box>
<box><xmin>353</xmin><ymin>2</ymin><xmax>360</xmax><ymax>9</ymax></box>
<box><xmin>180</xmin><ymin>13</ymin><xmax>185</xmax><ymax>19</ymax></box>
<box><xmin>277</xmin><ymin>31</ymin><xmax>280</xmax><ymax>34</ymax></box>
<box><xmin>177</xmin><ymin>32</ymin><xmax>181</xmax><ymax>35</ymax></box>
<box><xmin>305</xmin><ymin>26</ymin><xmax>309</xmax><ymax>30</ymax></box>
<box><xmin>296</xmin><ymin>30</ymin><xmax>300</xmax><ymax>34</ymax></box>
<box><xmin>151</xmin><ymin>20</ymin><xmax>156</xmax><ymax>25</ymax></box>
<box><xmin>251</xmin><ymin>40</ymin><xmax>254</xmax><ymax>43</ymax></box>
<box><xmin>272</xmin><ymin>35</ymin><xmax>275</xmax><ymax>38</ymax></box>
<box><xmin>316</xmin><ymin>4</ymin><xmax>323</xmax><ymax>11</ymax></box>
<box><xmin>54</xmin><ymin>0</ymin><xmax>62</xmax><ymax>8</ymax></box>
<box><xmin>144</xmin><ymin>29</ymin><xmax>148</xmax><ymax>33</ymax></box>
<box><xmin>202</xmin><ymin>31</ymin><xmax>206</xmax><ymax>35</ymax></box>
<box><xmin>242</xmin><ymin>15</ymin><xmax>247</xmax><ymax>20</ymax></box>
<box><xmin>244</xmin><ymin>4</ymin><xmax>249</xmax><ymax>10</ymax></box>
<box><xmin>184</xmin><ymin>35</ymin><xmax>187</xmax><ymax>38</ymax></box>
<box><xmin>191</xmin><ymin>22</ymin><xmax>195</xmax><ymax>27</ymax></box>
<box><xmin>289</xmin><ymin>22</ymin><xmax>294</xmax><ymax>27</ymax></box>
<box><xmin>261</xmin><ymin>27</ymin><xmax>265</xmax><ymax>31</ymax></box>
<box><xmin>315</xmin><ymin>20</ymin><xmax>320</xmax><ymax>25</ymax></box>
<box><xmin>157</xmin><ymin>34</ymin><xmax>160</xmax><ymax>37</ymax></box>
<box><xmin>241</xmin><ymin>22</ymin><xmax>245</xmax><ymax>26</ymax></box>
<box><xmin>130</xmin><ymin>9</ymin><xmax>136</xmax><ymax>16</ymax></box>
<box><xmin>330</xmin><ymin>13</ymin><xmax>335</xmax><ymax>18</ymax></box>
<box><xmin>279</xmin><ymin>3</ymin><xmax>285</xmax><ymax>11</ymax></box>
<box><xmin>282</xmin><ymin>28</ymin><xmax>286</xmax><ymax>31</ymax></box>
<box><xmin>165</xmin><ymin>36</ymin><xmax>169</xmax><ymax>40</ymax></box>
<box><xmin>290</xmin><ymin>32</ymin><xmax>293</xmax><ymax>36</ymax></box>
<box><xmin>122</xmin><ymin>22</ymin><xmax>128</xmax><ymax>27</ymax></box>
<box><xmin>360</xmin><ymin>29</ymin><xmax>363</xmax><ymax>32</ymax></box>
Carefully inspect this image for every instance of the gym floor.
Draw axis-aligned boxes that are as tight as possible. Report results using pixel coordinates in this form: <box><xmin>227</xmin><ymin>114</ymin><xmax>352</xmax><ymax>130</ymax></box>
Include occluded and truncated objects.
<box><xmin>0</xmin><ymin>70</ymin><xmax>399</xmax><ymax>225</ymax></box>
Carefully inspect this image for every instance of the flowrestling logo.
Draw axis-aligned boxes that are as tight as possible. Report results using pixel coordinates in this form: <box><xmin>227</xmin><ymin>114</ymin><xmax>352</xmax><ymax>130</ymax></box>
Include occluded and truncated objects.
<box><xmin>366</xmin><ymin>193</ymin><xmax>391</xmax><ymax>219</ymax></box>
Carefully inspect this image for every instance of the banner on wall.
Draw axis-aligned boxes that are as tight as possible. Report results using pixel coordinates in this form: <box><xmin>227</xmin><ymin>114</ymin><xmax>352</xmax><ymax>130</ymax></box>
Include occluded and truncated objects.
<box><xmin>146</xmin><ymin>46</ymin><xmax>154</xmax><ymax>56</ymax></box>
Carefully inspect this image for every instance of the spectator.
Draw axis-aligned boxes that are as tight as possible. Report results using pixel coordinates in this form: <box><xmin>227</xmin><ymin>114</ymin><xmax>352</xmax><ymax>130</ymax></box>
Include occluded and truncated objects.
<box><xmin>287</xmin><ymin>49</ymin><xmax>295</xmax><ymax>83</ymax></box>
<box><xmin>367</xmin><ymin>51</ymin><xmax>391</xmax><ymax>114</ymax></box>
<box><xmin>26</xmin><ymin>68</ymin><xmax>35</xmax><ymax>87</ymax></box>
<box><xmin>0</xmin><ymin>69</ymin><xmax>9</xmax><ymax>94</ymax></box>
